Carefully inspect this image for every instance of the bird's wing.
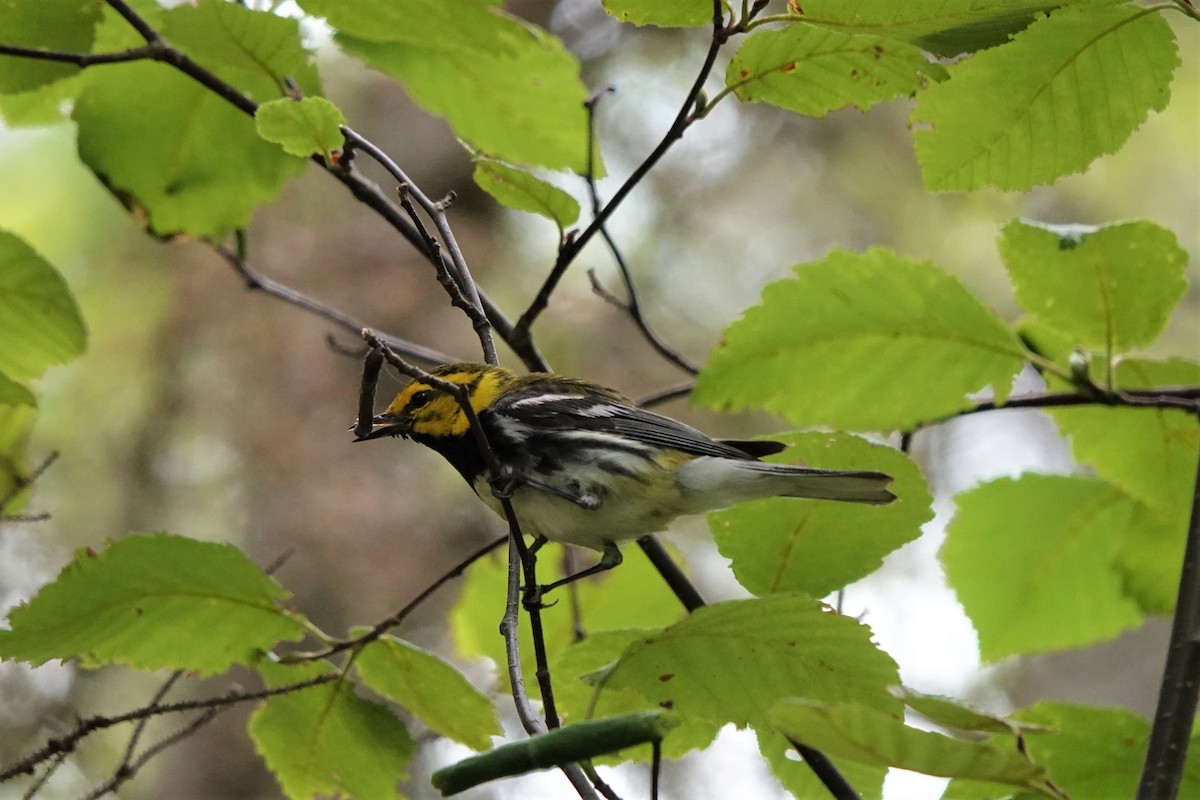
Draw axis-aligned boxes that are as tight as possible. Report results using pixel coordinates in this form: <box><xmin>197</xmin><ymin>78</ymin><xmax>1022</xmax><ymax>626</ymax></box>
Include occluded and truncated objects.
<box><xmin>495</xmin><ymin>388</ymin><xmax>766</xmax><ymax>461</ymax></box>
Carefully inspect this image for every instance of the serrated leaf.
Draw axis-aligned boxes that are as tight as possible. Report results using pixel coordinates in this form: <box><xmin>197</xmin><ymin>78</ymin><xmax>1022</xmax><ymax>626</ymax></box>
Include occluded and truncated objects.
<box><xmin>912</xmin><ymin>4</ymin><xmax>1179</xmax><ymax>191</ymax></box>
<box><xmin>694</xmin><ymin>248</ymin><xmax>1027</xmax><ymax>431</ymax></box>
<box><xmin>250</xmin><ymin>660</ymin><xmax>412</xmax><ymax>800</ymax></box>
<box><xmin>431</xmin><ymin>712</ymin><xmax>676</xmax><ymax>796</ymax></box>
<box><xmin>0</xmin><ymin>230</ymin><xmax>86</xmax><ymax>380</ymax></box>
<box><xmin>353</xmin><ymin>632</ymin><xmax>499</xmax><ymax>751</ymax></box>
<box><xmin>726</xmin><ymin>25</ymin><xmax>946</xmax><ymax>118</ymax></box>
<box><xmin>0</xmin><ymin>371</ymin><xmax>35</xmax><ymax>408</ymax></box>
<box><xmin>0</xmin><ymin>0</ymin><xmax>102</xmax><ymax>93</ymax></box>
<box><xmin>797</xmin><ymin>0</ymin><xmax>1085</xmax><ymax>57</ymax></box>
<box><xmin>256</xmin><ymin>97</ymin><xmax>346</xmax><ymax>159</ymax></box>
<box><xmin>72</xmin><ymin>0</ymin><xmax>319</xmax><ymax>237</ymax></box>
<box><xmin>770</xmin><ymin>700</ymin><xmax>1058</xmax><ymax>796</ymax></box>
<box><xmin>1049</xmin><ymin>359</ymin><xmax>1200</xmax><ymax>613</ymax></box>
<box><xmin>601</xmin><ymin>0</ymin><xmax>711</xmax><ymax>28</ymax></box>
<box><xmin>334</xmin><ymin>16</ymin><xmax>591</xmax><ymax>173</ymax></box>
<box><xmin>942</xmin><ymin>476</ymin><xmax>1144</xmax><ymax>661</ymax></box>
<box><xmin>472</xmin><ymin>158</ymin><xmax>579</xmax><ymax>229</ymax></box>
<box><xmin>0</xmin><ymin>533</ymin><xmax>306</xmax><ymax>675</ymax></box>
<box><xmin>598</xmin><ymin>594</ymin><xmax>901</xmax><ymax>728</ymax></box>
<box><xmin>1000</xmin><ymin>220</ymin><xmax>1188</xmax><ymax>352</ymax></box>
<box><xmin>163</xmin><ymin>0</ymin><xmax>315</xmax><ymax>93</ymax></box>
<box><xmin>710</xmin><ymin>433</ymin><xmax>932</xmax><ymax>597</ymax></box>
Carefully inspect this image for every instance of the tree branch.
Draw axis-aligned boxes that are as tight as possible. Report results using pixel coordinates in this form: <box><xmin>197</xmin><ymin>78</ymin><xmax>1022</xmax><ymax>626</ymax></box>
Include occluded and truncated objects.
<box><xmin>510</xmin><ymin>1</ymin><xmax>733</xmax><ymax>349</ymax></box>
<box><xmin>0</xmin><ymin>674</ymin><xmax>338</xmax><ymax>782</ymax></box>
<box><xmin>1137</xmin><ymin>410</ymin><xmax>1200</xmax><ymax>800</ymax></box>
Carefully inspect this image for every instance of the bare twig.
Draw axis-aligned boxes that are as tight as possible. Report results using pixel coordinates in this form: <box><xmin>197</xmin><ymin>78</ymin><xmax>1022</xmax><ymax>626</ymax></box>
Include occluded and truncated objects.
<box><xmin>0</xmin><ymin>452</ymin><xmax>59</xmax><ymax>513</ymax></box>
<box><xmin>293</xmin><ymin>533</ymin><xmax>508</xmax><ymax>661</ymax></box>
<box><xmin>0</xmin><ymin>674</ymin><xmax>338</xmax><ymax>781</ymax></box>
<box><xmin>1137</xmin><ymin>410</ymin><xmax>1200</xmax><ymax>800</ymax></box>
<box><xmin>341</xmin><ymin>127</ymin><xmax>497</xmax><ymax>365</ymax></box>
<box><xmin>78</xmin><ymin>707</ymin><xmax>225</xmax><ymax>800</ymax></box>
<box><xmin>581</xmin><ymin>91</ymin><xmax>698</xmax><ymax>375</ymax></box>
<box><xmin>510</xmin><ymin>0</ymin><xmax>731</xmax><ymax>347</ymax></box>
<box><xmin>216</xmin><ymin>246</ymin><xmax>452</xmax><ymax>365</ymax></box>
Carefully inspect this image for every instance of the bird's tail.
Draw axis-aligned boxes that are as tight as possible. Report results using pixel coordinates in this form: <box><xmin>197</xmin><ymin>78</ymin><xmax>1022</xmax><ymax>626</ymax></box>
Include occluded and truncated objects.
<box><xmin>759</xmin><ymin>463</ymin><xmax>896</xmax><ymax>505</ymax></box>
<box><xmin>678</xmin><ymin>458</ymin><xmax>896</xmax><ymax>510</ymax></box>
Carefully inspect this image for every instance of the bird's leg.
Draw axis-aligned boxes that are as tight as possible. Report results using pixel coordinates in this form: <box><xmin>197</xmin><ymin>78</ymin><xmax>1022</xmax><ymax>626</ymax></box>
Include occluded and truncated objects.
<box><xmin>523</xmin><ymin>543</ymin><xmax>622</xmax><ymax>608</ymax></box>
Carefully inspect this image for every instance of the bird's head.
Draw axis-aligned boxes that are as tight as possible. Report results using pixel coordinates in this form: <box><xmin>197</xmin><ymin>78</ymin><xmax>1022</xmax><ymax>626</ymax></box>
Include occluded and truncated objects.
<box><xmin>356</xmin><ymin>362</ymin><xmax>515</xmax><ymax>441</ymax></box>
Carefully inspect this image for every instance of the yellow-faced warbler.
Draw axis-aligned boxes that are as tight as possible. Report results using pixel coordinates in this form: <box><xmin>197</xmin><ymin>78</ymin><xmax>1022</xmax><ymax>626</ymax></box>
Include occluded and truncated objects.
<box><xmin>358</xmin><ymin>363</ymin><xmax>894</xmax><ymax>591</ymax></box>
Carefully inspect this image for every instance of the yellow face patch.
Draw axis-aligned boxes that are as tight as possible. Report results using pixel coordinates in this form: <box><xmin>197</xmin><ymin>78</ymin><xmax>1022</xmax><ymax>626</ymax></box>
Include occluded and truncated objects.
<box><xmin>383</xmin><ymin>365</ymin><xmax>510</xmax><ymax>438</ymax></box>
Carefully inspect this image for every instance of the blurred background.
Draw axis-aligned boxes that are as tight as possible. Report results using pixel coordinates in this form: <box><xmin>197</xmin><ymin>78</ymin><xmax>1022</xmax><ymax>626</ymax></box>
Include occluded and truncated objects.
<box><xmin>0</xmin><ymin>1</ymin><xmax>1197</xmax><ymax>797</ymax></box>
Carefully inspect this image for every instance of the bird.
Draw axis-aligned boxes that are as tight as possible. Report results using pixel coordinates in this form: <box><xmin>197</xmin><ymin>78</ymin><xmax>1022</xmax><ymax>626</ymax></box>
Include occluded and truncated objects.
<box><xmin>356</xmin><ymin>363</ymin><xmax>895</xmax><ymax>595</ymax></box>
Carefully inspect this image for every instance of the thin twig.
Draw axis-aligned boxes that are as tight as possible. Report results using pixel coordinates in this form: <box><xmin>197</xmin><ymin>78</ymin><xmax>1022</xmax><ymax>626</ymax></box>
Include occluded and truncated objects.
<box><xmin>341</xmin><ymin>127</ymin><xmax>497</xmax><ymax>365</ymax></box>
<box><xmin>6</xmin><ymin>0</ymin><xmax>539</xmax><ymax>370</ymax></box>
<box><xmin>109</xmin><ymin>672</ymin><xmax>184</xmax><ymax>785</ymax></box>
<box><xmin>216</xmin><ymin>246</ymin><xmax>452</xmax><ymax>365</ymax></box>
<box><xmin>0</xmin><ymin>675</ymin><xmax>338</xmax><ymax>781</ymax></box>
<box><xmin>0</xmin><ymin>452</ymin><xmax>59</xmax><ymax>513</ymax></box>
<box><xmin>1137</xmin><ymin>410</ymin><xmax>1200</xmax><ymax>800</ymax></box>
<box><xmin>78</xmin><ymin>707</ymin><xmax>225</xmax><ymax>800</ymax></box>
<box><xmin>581</xmin><ymin>91</ymin><xmax>698</xmax><ymax>375</ymax></box>
<box><xmin>511</xmin><ymin>0</ymin><xmax>731</xmax><ymax>347</ymax></box>
<box><xmin>292</xmin><ymin>534</ymin><xmax>508</xmax><ymax>661</ymax></box>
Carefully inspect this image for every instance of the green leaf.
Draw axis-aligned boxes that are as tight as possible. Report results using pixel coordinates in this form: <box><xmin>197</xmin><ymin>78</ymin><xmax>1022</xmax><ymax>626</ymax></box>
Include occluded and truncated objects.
<box><xmin>991</xmin><ymin>702</ymin><xmax>1200</xmax><ymax>800</ymax></box>
<box><xmin>894</xmin><ymin>687</ymin><xmax>1048</xmax><ymax>737</ymax></box>
<box><xmin>769</xmin><ymin>699</ymin><xmax>1058</xmax><ymax>796</ymax></box>
<box><xmin>553</xmin><ymin>630</ymin><xmax>720</xmax><ymax>760</ymax></box>
<box><xmin>353</xmin><ymin>632</ymin><xmax>499</xmax><ymax>751</ymax></box>
<box><xmin>600</xmin><ymin>0</ymin><xmax>711</xmax><ymax>28</ymax></box>
<box><xmin>472</xmin><ymin>157</ymin><xmax>580</xmax><ymax>230</ymax></box>
<box><xmin>256</xmin><ymin>97</ymin><xmax>346</xmax><ymax>159</ymax></box>
<box><xmin>163</xmin><ymin>0</ymin><xmax>316</xmax><ymax>97</ymax></box>
<box><xmin>0</xmin><ymin>230</ymin><xmax>86</xmax><ymax>380</ymax></box>
<box><xmin>0</xmin><ymin>0</ymin><xmax>102</xmax><ymax>93</ymax></box>
<box><xmin>1000</xmin><ymin>220</ymin><xmax>1188</xmax><ymax>352</ymax></box>
<box><xmin>757</xmin><ymin>727</ymin><xmax>887</xmax><ymax>800</ymax></box>
<box><xmin>0</xmin><ymin>75</ymin><xmax>82</xmax><ymax>127</ymax></box>
<box><xmin>72</xmin><ymin>0</ymin><xmax>319</xmax><ymax>237</ymax></box>
<box><xmin>73</xmin><ymin>64</ymin><xmax>304</xmax><ymax>237</ymax></box>
<box><xmin>431</xmin><ymin>712</ymin><xmax>676</xmax><ymax>796</ymax></box>
<box><xmin>726</xmin><ymin>24</ymin><xmax>946</xmax><ymax>118</ymax></box>
<box><xmin>797</xmin><ymin>0</ymin><xmax>1085</xmax><ymax>57</ymax></box>
<box><xmin>0</xmin><ymin>371</ymin><xmax>35</xmax><ymax>408</ymax></box>
<box><xmin>296</xmin><ymin>0</ymin><xmax>513</xmax><ymax>49</ymax></box>
<box><xmin>0</xmin><ymin>533</ymin><xmax>307</xmax><ymax>675</ymax></box>
<box><xmin>250</xmin><ymin>660</ymin><xmax>413</xmax><ymax>800</ymax></box>
<box><xmin>912</xmin><ymin>4</ymin><xmax>1179</xmax><ymax>191</ymax></box>
<box><xmin>333</xmin><ymin>15</ymin><xmax>591</xmax><ymax>173</ymax></box>
<box><xmin>694</xmin><ymin>248</ymin><xmax>1027</xmax><ymax>431</ymax></box>
<box><xmin>942</xmin><ymin>475</ymin><xmax>1144</xmax><ymax>661</ymax></box>
<box><xmin>711</xmin><ymin>433</ymin><xmax>932</xmax><ymax>597</ymax></box>
<box><xmin>1049</xmin><ymin>359</ymin><xmax>1200</xmax><ymax>612</ymax></box>
<box><xmin>597</xmin><ymin>594</ymin><xmax>901</xmax><ymax>728</ymax></box>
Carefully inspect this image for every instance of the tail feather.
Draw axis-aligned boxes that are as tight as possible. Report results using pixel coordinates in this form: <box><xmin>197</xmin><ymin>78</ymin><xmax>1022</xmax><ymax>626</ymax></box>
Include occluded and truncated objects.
<box><xmin>677</xmin><ymin>457</ymin><xmax>896</xmax><ymax>510</ymax></box>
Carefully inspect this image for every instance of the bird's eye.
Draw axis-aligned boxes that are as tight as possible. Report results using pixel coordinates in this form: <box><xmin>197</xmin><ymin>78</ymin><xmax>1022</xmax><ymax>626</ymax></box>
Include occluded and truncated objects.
<box><xmin>410</xmin><ymin>389</ymin><xmax>434</xmax><ymax>408</ymax></box>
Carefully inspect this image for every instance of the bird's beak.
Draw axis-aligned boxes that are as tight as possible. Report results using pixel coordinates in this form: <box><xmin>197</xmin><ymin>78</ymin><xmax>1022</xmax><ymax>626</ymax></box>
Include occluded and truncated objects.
<box><xmin>351</xmin><ymin>412</ymin><xmax>410</xmax><ymax>442</ymax></box>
